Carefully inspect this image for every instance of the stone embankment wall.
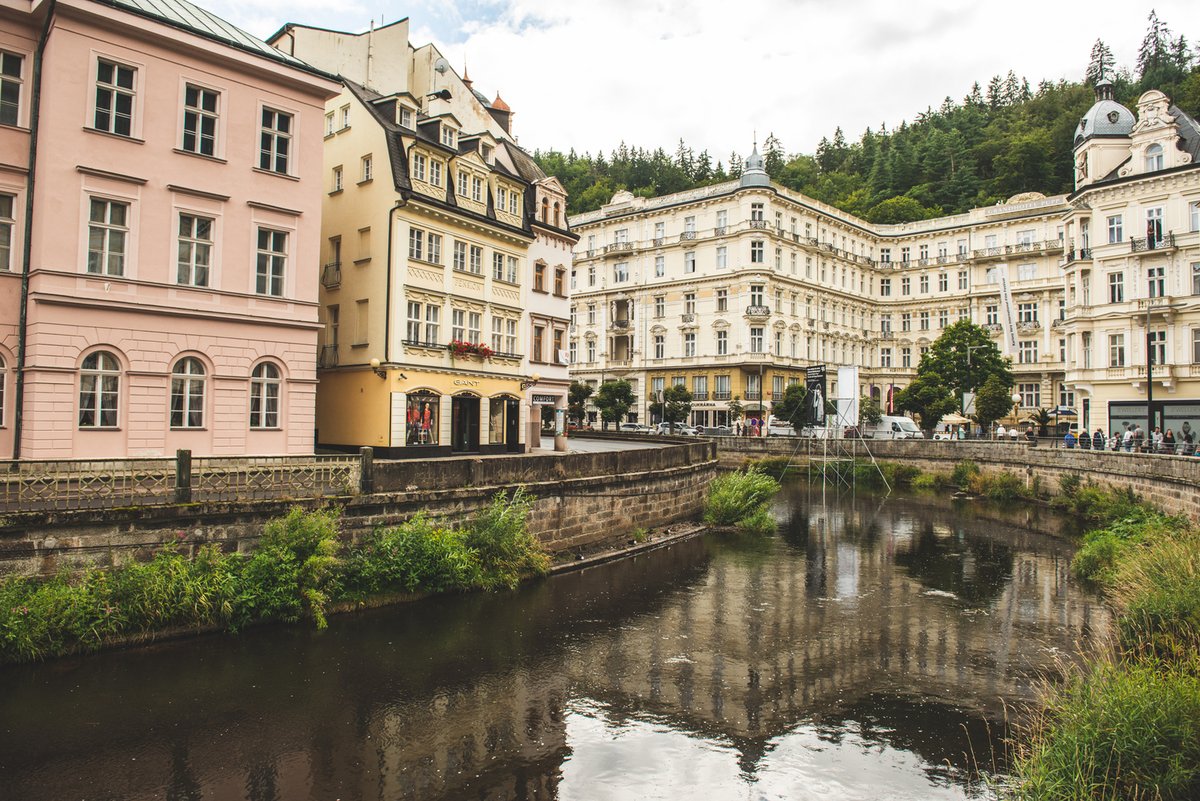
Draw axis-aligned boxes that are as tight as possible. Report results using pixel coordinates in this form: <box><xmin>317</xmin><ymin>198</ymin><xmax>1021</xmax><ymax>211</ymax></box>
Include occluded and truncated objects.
<box><xmin>715</xmin><ymin>436</ymin><xmax>1200</xmax><ymax>521</ymax></box>
<box><xmin>0</xmin><ymin>439</ymin><xmax>717</xmax><ymax>577</ymax></box>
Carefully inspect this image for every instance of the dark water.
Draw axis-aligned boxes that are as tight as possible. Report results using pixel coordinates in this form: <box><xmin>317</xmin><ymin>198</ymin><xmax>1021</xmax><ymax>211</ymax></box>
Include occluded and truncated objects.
<box><xmin>0</xmin><ymin>485</ymin><xmax>1108</xmax><ymax>801</ymax></box>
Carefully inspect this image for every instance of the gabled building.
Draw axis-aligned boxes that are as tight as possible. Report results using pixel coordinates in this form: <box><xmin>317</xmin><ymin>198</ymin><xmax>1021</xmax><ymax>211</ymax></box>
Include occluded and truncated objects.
<box><xmin>0</xmin><ymin>0</ymin><xmax>338</xmax><ymax>459</ymax></box>
<box><xmin>269</xmin><ymin>20</ymin><xmax>575</xmax><ymax>457</ymax></box>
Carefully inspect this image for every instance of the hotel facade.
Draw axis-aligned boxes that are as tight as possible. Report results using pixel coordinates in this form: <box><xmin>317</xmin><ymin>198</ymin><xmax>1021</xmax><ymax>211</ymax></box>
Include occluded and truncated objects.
<box><xmin>269</xmin><ymin>20</ymin><xmax>575</xmax><ymax>457</ymax></box>
<box><xmin>568</xmin><ymin>85</ymin><xmax>1200</xmax><ymax>437</ymax></box>
<box><xmin>0</xmin><ymin>0</ymin><xmax>338</xmax><ymax>459</ymax></box>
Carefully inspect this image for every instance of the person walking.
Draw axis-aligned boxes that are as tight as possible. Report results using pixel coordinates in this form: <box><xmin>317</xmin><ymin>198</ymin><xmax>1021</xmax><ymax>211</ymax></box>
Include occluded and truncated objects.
<box><xmin>1064</xmin><ymin>430</ymin><xmax>1077</xmax><ymax>449</ymax></box>
<box><xmin>1151</xmin><ymin>427</ymin><xmax>1164</xmax><ymax>453</ymax></box>
<box><xmin>1122</xmin><ymin>424</ymin><xmax>1134</xmax><ymax>452</ymax></box>
<box><xmin>1092</xmin><ymin>428</ymin><xmax>1105</xmax><ymax>450</ymax></box>
<box><xmin>1164</xmin><ymin>428</ymin><xmax>1176</xmax><ymax>454</ymax></box>
<box><xmin>1133</xmin><ymin>425</ymin><xmax>1146</xmax><ymax>452</ymax></box>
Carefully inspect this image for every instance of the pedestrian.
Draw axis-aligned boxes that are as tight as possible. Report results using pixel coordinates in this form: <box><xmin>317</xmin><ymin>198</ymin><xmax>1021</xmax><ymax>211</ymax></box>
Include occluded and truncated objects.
<box><xmin>1064</xmin><ymin>430</ymin><xmax>1076</xmax><ymax>449</ymax></box>
<box><xmin>1164</xmin><ymin>428</ymin><xmax>1176</xmax><ymax>454</ymax></box>
<box><xmin>749</xmin><ymin>417</ymin><xmax>759</xmax><ymax>437</ymax></box>
<box><xmin>1152</xmin><ymin>427</ymin><xmax>1163</xmax><ymax>453</ymax></box>
<box><xmin>996</xmin><ymin>423</ymin><xmax>1007</xmax><ymax>440</ymax></box>
<box><xmin>1183</xmin><ymin>429</ymin><xmax>1195</xmax><ymax>456</ymax></box>
<box><xmin>1133</xmin><ymin>425</ymin><xmax>1145</xmax><ymax>452</ymax></box>
<box><xmin>1009</xmin><ymin>426</ymin><xmax>1018</xmax><ymax>442</ymax></box>
<box><xmin>1025</xmin><ymin>427</ymin><xmax>1036</xmax><ymax>444</ymax></box>
<box><xmin>957</xmin><ymin>425</ymin><xmax>965</xmax><ymax>441</ymax></box>
<box><xmin>1092</xmin><ymin>428</ymin><xmax>1105</xmax><ymax>450</ymax></box>
<box><xmin>1079</xmin><ymin>428</ymin><xmax>1090</xmax><ymax>449</ymax></box>
<box><xmin>1123</xmin><ymin>425</ymin><xmax>1134</xmax><ymax>452</ymax></box>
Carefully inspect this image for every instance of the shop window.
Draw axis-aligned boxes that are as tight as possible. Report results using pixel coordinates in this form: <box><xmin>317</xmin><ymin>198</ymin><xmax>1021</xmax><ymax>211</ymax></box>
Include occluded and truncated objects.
<box><xmin>405</xmin><ymin>391</ymin><xmax>439</xmax><ymax>445</ymax></box>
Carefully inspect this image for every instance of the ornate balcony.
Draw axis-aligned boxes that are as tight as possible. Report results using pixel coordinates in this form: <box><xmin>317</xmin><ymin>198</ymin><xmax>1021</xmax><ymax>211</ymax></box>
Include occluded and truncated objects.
<box><xmin>611</xmin><ymin>319</ymin><xmax>630</xmax><ymax>331</ymax></box>
<box><xmin>983</xmin><ymin>323</ymin><xmax>1004</xmax><ymax>337</ymax></box>
<box><xmin>652</xmin><ymin>237</ymin><xmax>664</xmax><ymax>247</ymax></box>
<box><xmin>318</xmin><ymin>344</ymin><xmax>338</xmax><ymax>368</ymax></box>
<box><xmin>713</xmin><ymin>391</ymin><xmax>732</xmax><ymax>401</ymax></box>
<box><xmin>1131</xmin><ymin>233</ymin><xmax>1175</xmax><ymax>253</ymax></box>
<box><xmin>745</xmin><ymin>305</ymin><xmax>771</xmax><ymax>319</ymax></box>
<box><xmin>681</xmin><ymin>313</ymin><xmax>696</xmax><ymax>323</ymax></box>
<box><xmin>1017</xmin><ymin>320</ymin><xmax>1041</xmax><ymax>333</ymax></box>
<box><xmin>606</xmin><ymin>241</ymin><xmax>634</xmax><ymax>254</ymax></box>
<box><xmin>691</xmin><ymin>391</ymin><xmax>709</xmax><ymax>401</ymax></box>
<box><xmin>679</xmin><ymin>231</ymin><xmax>697</xmax><ymax>242</ymax></box>
<box><xmin>749</xmin><ymin>220</ymin><xmax>769</xmax><ymax>229</ymax></box>
<box><xmin>715</xmin><ymin>226</ymin><xmax>727</xmax><ymax>236</ymax></box>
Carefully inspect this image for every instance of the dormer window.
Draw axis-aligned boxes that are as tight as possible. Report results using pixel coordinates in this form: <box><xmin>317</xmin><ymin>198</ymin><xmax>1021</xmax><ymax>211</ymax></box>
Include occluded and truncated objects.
<box><xmin>1145</xmin><ymin>143</ymin><xmax>1164</xmax><ymax>172</ymax></box>
<box><xmin>398</xmin><ymin>106</ymin><xmax>414</xmax><ymax>128</ymax></box>
<box><xmin>440</xmin><ymin>125</ymin><xmax>456</xmax><ymax>148</ymax></box>
<box><xmin>412</xmin><ymin>152</ymin><xmax>426</xmax><ymax>182</ymax></box>
<box><xmin>481</xmin><ymin>143</ymin><xmax>493</xmax><ymax>163</ymax></box>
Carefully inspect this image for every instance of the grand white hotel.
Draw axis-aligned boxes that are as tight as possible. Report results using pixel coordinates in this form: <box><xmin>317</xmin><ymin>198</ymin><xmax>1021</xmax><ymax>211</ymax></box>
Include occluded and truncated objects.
<box><xmin>568</xmin><ymin>84</ymin><xmax>1200</xmax><ymax>437</ymax></box>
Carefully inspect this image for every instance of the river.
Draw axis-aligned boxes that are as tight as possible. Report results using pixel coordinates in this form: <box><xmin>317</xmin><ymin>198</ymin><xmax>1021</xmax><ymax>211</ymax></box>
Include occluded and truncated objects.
<box><xmin>0</xmin><ymin>483</ymin><xmax>1108</xmax><ymax>801</ymax></box>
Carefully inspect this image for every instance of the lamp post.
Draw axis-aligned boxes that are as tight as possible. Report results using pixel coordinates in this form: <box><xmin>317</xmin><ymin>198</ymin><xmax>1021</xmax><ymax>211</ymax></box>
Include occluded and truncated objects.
<box><xmin>1012</xmin><ymin>391</ymin><xmax>1022</xmax><ymax>433</ymax></box>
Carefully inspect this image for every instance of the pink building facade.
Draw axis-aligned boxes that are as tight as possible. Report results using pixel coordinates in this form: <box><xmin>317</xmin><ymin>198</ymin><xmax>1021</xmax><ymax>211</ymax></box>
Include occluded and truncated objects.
<box><xmin>0</xmin><ymin>0</ymin><xmax>338</xmax><ymax>458</ymax></box>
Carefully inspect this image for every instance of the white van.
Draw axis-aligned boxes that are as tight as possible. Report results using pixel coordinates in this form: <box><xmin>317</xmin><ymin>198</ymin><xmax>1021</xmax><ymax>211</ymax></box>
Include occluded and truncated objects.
<box><xmin>766</xmin><ymin>415</ymin><xmax>796</xmax><ymax>436</ymax></box>
<box><xmin>870</xmin><ymin>415</ymin><xmax>924</xmax><ymax>440</ymax></box>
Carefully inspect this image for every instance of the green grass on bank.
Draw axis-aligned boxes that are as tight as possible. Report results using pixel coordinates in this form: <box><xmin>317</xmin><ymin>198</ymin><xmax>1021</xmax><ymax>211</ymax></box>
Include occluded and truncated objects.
<box><xmin>0</xmin><ymin>490</ymin><xmax>549</xmax><ymax>664</ymax></box>
<box><xmin>704</xmin><ymin>467</ymin><xmax>781</xmax><ymax>535</ymax></box>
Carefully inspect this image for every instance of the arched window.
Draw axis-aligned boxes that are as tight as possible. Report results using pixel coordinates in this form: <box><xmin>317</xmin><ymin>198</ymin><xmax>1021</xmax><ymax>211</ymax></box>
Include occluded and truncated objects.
<box><xmin>249</xmin><ymin>362</ymin><xmax>281</xmax><ymax>429</ymax></box>
<box><xmin>170</xmin><ymin>357</ymin><xmax>206</xmax><ymax>429</ymax></box>
<box><xmin>541</xmin><ymin>197</ymin><xmax>549</xmax><ymax>223</ymax></box>
<box><xmin>1145</xmin><ymin>143</ymin><xmax>1164</xmax><ymax>172</ymax></box>
<box><xmin>79</xmin><ymin>351</ymin><xmax>120</xmax><ymax>428</ymax></box>
<box><xmin>553</xmin><ymin>202</ymin><xmax>561</xmax><ymax>227</ymax></box>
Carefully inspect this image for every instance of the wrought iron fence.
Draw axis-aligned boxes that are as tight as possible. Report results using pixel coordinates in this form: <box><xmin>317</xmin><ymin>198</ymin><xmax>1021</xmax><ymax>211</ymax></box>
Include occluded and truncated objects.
<box><xmin>0</xmin><ymin>452</ymin><xmax>363</xmax><ymax>513</ymax></box>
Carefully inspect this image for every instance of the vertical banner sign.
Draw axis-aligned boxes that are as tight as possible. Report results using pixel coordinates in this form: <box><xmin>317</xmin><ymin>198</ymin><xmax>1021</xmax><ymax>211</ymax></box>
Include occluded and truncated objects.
<box><xmin>805</xmin><ymin>365</ymin><xmax>827</xmax><ymax>426</ymax></box>
<box><xmin>997</xmin><ymin>263</ymin><xmax>1018</xmax><ymax>355</ymax></box>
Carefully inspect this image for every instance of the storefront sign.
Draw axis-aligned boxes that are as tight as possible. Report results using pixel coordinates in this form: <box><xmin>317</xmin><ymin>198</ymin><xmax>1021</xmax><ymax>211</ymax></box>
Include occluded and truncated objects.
<box><xmin>453</xmin><ymin>379</ymin><xmax>480</xmax><ymax>387</ymax></box>
<box><xmin>531</xmin><ymin>393</ymin><xmax>559</xmax><ymax>405</ymax></box>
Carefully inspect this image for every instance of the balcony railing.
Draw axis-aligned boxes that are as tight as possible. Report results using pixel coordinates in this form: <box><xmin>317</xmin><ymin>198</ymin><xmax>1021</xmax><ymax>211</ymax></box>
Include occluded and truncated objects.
<box><xmin>714</xmin><ymin>226</ymin><xmax>727</xmax><ymax>236</ymax></box>
<box><xmin>713</xmin><ymin>391</ymin><xmax>732</xmax><ymax>401</ymax></box>
<box><xmin>1064</xmin><ymin>248</ymin><xmax>1093</xmax><ymax>264</ymax></box>
<box><xmin>318</xmin><ymin>344</ymin><xmax>338</xmax><ymax>368</ymax></box>
<box><xmin>321</xmin><ymin>262</ymin><xmax>341</xmax><ymax>289</ymax></box>
<box><xmin>879</xmin><ymin>331</ymin><xmax>894</xmax><ymax>340</ymax></box>
<box><xmin>652</xmin><ymin>237</ymin><xmax>664</xmax><ymax>247</ymax></box>
<box><xmin>691</xmin><ymin>391</ymin><xmax>709</xmax><ymax>401</ymax></box>
<box><xmin>744</xmin><ymin>391</ymin><xmax>762</xmax><ymax>401</ymax></box>
<box><xmin>681</xmin><ymin>313</ymin><xmax>696</xmax><ymax>323</ymax></box>
<box><xmin>679</xmin><ymin>231</ymin><xmax>697</xmax><ymax>241</ymax></box>
<box><xmin>745</xmin><ymin>305</ymin><xmax>771</xmax><ymax>318</ymax></box>
<box><xmin>1131</xmin><ymin>233</ymin><xmax>1175</xmax><ymax>252</ymax></box>
<box><xmin>749</xmin><ymin>220</ymin><xmax>769</xmax><ymax>229</ymax></box>
<box><xmin>606</xmin><ymin>241</ymin><xmax>634</xmax><ymax>254</ymax></box>
<box><xmin>611</xmin><ymin>319</ymin><xmax>630</xmax><ymax>330</ymax></box>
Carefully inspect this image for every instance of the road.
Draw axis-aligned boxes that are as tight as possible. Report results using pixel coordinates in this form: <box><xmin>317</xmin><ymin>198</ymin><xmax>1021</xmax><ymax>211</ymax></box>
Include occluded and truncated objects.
<box><xmin>565</xmin><ymin>436</ymin><xmax>675</xmax><ymax>453</ymax></box>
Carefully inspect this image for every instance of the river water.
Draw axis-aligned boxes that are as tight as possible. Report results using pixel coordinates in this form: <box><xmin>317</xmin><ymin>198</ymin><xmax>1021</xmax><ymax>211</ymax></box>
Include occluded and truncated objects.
<box><xmin>0</xmin><ymin>484</ymin><xmax>1108</xmax><ymax>801</ymax></box>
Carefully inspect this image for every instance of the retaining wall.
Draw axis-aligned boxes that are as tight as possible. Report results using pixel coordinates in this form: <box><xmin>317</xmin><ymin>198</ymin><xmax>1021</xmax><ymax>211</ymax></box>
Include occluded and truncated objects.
<box><xmin>0</xmin><ymin>441</ymin><xmax>717</xmax><ymax>578</ymax></box>
<box><xmin>714</xmin><ymin>436</ymin><xmax>1200</xmax><ymax>521</ymax></box>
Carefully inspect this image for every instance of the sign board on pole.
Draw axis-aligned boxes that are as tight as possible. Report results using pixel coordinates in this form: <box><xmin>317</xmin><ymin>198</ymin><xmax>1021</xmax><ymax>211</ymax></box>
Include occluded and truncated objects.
<box><xmin>837</xmin><ymin>366</ymin><xmax>860</xmax><ymax>427</ymax></box>
<box><xmin>805</xmin><ymin>365</ymin><xmax>827</xmax><ymax>426</ymax></box>
<box><xmin>963</xmin><ymin>391</ymin><xmax>977</xmax><ymax>416</ymax></box>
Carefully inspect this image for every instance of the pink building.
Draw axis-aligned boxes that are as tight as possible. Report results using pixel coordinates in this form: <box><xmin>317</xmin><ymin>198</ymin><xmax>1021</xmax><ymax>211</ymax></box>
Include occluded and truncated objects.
<box><xmin>0</xmin><ymin>0</ymin><xmax>338</xmax><ymax>458</ymax></box>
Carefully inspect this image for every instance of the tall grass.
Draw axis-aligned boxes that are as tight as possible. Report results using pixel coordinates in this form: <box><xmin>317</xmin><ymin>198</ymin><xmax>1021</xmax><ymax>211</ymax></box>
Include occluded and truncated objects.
<box><xmin>0</xmin><ymin>494</ymin><xmax>549</xmax><ymax>664</ymax></box>
<box><xmin>704</xmin><ymin>468</ymin><xmax>780</xmax><ymax>531</ymax></box>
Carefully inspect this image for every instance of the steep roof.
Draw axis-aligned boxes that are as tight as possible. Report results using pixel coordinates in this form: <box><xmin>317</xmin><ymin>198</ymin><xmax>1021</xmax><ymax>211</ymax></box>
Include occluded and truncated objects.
<box><xmin>1169</xmin><ymin>105</ymin><xmax>1200</xmax><ymax>163</ymax></box>
<box><xmin>93</xmin><ymin>0</ymin><xmax>326</xmax><ymax>76</ymax></box>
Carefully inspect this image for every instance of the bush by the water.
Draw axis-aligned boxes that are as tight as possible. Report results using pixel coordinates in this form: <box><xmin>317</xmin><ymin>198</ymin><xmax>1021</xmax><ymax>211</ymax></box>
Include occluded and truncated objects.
<box><xmin>0</xmin><ymin>495</ymin><xmax>549</xmax><ymax>664</ymax></box>
<box><xmin>1052</xmin><ymin>474</ymin><xmax>1144</xmax><ymax>528</ymax></box>
<box><xmin>1013</xmin><ymin>657</ymin><xmax>1200</xmax><ymax>801</ymax></box>
<box><xmin>1113</xmin><ymin>528</ymin><xmax>1200</xmax><ymax>662</ymax></box>
<box><xmin>705</xmin><ymin>468</ymin><xmax>780</xmax><ymax>528</ymax></box>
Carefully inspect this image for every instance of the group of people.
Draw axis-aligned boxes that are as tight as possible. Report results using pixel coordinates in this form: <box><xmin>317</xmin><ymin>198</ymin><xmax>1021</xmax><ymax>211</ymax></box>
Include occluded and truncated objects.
<box><xmin>733</xmin><ymin>418</ymin><xmax>763</xmax><ymax>436</ymax></box>
<box><xmin>1062</xmin><ymin>422</ymin><xmax>1199</xmax><ymax>455</ymax></box>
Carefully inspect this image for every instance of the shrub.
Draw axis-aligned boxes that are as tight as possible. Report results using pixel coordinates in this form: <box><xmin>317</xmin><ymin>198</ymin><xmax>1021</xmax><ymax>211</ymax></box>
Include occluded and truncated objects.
<box><xmin>1056</xmin><ymin>471</ymin><xmax>1082</xmax><ymax>498</ymax></box>
<box><xmin>950</xmin><ymin>460</ymin><xmax>980</xmax><ymax>488</ymax></box>
<box><xmin>983</xmin><ymin>471</ymin><xmax>1029</xmax><ymax>502</ymax></box>
<box><xmin>1013</xmin><ymin>657</ymin><xmax>1200</xmax><ymax>801</ymax></box>
<box><xmin>461</xmin><ymin>489</ymin><xmax>550</xmax><ymax>590</ymax></box>
<box><xmin>238</xmin><ymin>506</ymin><xmax>342</xmax><ymax>629</ymax></box>
<box><xmin>1071</xmin><ymin>510</ymin><xmax>1181</xmax><ymax>587</ymax></box>
<box><xmin>1113</xmin><ymin>529</ymin><xmax>1200</xmax><ymax>661</ymax></box>
<box><xmin>735</xmin><ymin>506</ymin><xmax>777</xmax><ymax>536</ymax></box>
<box><xmin>705</xmin><ymin>468</ymin><xmax>780</xmax><ymax>527</ymax></box>
<box><xmin>749</xmin><ymin>456</ymin><xmax>795</xmax><ymax>479</ymax></box>
<box><xmin>337</xmin><ymin>514</ymin><xmax>481</xmax><ymax>599</ymax></box>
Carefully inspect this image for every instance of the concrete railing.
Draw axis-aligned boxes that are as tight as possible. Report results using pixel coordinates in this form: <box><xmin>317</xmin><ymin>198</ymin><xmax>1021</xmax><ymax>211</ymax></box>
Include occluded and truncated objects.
<box><xmin>712</xmin><ymin>437</ymin><xmax>1200</xmax><ymax>521</ymax></box>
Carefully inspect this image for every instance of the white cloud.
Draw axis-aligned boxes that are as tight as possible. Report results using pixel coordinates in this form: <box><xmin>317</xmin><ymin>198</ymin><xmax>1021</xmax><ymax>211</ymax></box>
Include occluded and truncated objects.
<box><xmin>211</xmin><ymin>0</ymin><xmax>1196</xmax><ymax>160</ymax></box>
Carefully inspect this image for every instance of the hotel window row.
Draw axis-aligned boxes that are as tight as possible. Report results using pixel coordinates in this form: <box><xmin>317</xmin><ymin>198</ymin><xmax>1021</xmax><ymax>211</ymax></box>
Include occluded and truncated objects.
<box><xmin>74</xmin><ymin>352</ymin><xmax>282</xmax><ymax>431</ymax></box>
<box><xmin>72</xmin><ymin>54</ymin><xmax>299</xmax><ymax>175</ymax></box>
<box><xmin>82</xmin><ymin>196</ymin><xmax>291</xmax><ymax>296</ymax></box>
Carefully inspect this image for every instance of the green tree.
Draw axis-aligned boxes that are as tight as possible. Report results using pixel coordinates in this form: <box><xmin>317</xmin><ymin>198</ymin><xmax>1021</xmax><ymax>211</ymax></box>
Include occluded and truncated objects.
<box><xmin>567</xmin><ymin>381</ymin><xmax>593</xmax><ymax>426</ymax></box>
<box><xmin>975</xmin><ymin>373</ymin><xmax>1014</xmax><ymax>432</ymax></box>
<box><xmin>895</xmin><ymin>373</ymin><xmax>957</xmax><ymax>433</ymax></box>
<box><xmin>918</xmin><ymin>320</ymin><xmax>1013</xmax><ymax>412</ymax></box>
<box><xmin>594</xmin><ymin>380</ymin><xmax>635</xmax><ymax>429</ymax></box>
<box><xmin>770</xmin><ymin>383</ymin><xmax>809</xmax><ymax>428</ymax></box>
<box><xmin>649</xmin><ymin>384</ymin><xmax>692</xmax><ymax>432</ymax></box>
<box><xmin>1086</xmin><ymin>38</ymin><xmax>1116</xmax><ymax>84</ymax></box>
<box><xmin>859</xmin><ymin>396</ymin><xmax>883</xmax><ymax>427</ymax></box>
<box><xmin>727</xmin><ymin>395</ymin><xmax>744</xmax><ymax>424</ymax></box>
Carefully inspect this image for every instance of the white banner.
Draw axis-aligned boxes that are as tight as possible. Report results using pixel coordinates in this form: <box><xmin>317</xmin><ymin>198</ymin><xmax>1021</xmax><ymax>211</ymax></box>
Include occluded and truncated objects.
<box><xmin>997</xmin><ymin>263</ymin><xmax>1018</xmax><ymax>355</ymax></box>
<box><xmin>837</xmin><ymin>365</ymin><xmax>860</xmax><ymax>426</ymax></box>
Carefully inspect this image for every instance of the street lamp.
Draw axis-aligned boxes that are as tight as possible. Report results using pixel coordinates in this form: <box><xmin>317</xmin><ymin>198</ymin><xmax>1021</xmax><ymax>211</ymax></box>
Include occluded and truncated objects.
<box><xmin>1011</xmin><ymin>391</ymin><xmax>1022</xmax><ymax>431</ymax></box>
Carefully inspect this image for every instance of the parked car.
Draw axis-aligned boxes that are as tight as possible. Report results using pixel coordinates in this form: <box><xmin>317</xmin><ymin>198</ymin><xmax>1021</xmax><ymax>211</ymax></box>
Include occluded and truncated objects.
<box><xmin>696</xmin><ymin>425</ymin><xmax>732</xmax><ymax>436</ymax></box>
<box><xmin>655</xmin><ymin>422</ymin><xmax>699</xmax><ymax>435</ymax></box>
<box><xmin>619</xmin><ymin>422</ymin><xmax>652</xmax><ymax>433</ymax></box>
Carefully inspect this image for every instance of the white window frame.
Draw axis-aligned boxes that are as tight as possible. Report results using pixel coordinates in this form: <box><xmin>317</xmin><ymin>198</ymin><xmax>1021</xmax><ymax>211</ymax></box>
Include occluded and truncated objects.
<box><xmin>78</xmin><ymin>350</ymin><xmax>120</xmax><ymax>429</ymax></box>
<box><xmin>176</xmin><ymin>212</ymin><xmax>214</xmax><ymax>287</ymax></box>
<box><xmin>180</xmin><ymin>81</ymin><xmax>220</xmax><ymax>158</ymax></box>
<box><xmin>249</xmin><ymin>362</ymin><xmax>281</xmax><ymax>429</ymax></box>
<box><xmin>170</xmin><ymin>357</ymin><xmax>206</xmax><ymax>429</ymax></box>
<box><xmin>0</xmin><ymin>50</ymin><xmax>24</xmax><ymax>128</ymax></box>
<box><xmin>85</xmin><ymin>196</ymin><xmax>130</xmax><ymax>277</ymax></box>
<box><xmin>257</xmin><ymin>105</ymin><xmax>294</xmax><ymax>176</ymax></box>
<box><xmin>255</xmin><ymin>226</ymin><xmax>288</xmax><ymax>297</ymax></box>
<box><xmin>92</xmin><ymin>55</ymin><xmax>138</xmax><ymax>137</ymax></box>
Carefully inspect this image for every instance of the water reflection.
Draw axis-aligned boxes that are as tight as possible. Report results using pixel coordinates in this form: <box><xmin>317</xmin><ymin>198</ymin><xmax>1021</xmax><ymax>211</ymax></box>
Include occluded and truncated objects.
<box><xmin>0</xmin><ymin>485</ymin><xmax>1106</xmax><ymax>801</ymax></box>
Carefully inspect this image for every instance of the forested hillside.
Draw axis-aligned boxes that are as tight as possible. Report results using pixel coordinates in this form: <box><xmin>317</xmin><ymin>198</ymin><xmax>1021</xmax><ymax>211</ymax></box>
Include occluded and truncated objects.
<box><xmin>534</xmin><ymin>11</ymin><xmax>1198</xmax><ymax>223</ymax></box>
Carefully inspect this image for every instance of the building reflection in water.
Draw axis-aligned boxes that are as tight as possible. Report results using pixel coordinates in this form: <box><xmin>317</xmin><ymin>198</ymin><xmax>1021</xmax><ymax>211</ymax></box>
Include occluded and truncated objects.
<box><xmin>0</xmin><ymin>486</ymin><xmax>1106</xmax><ymax>801</ymax></box>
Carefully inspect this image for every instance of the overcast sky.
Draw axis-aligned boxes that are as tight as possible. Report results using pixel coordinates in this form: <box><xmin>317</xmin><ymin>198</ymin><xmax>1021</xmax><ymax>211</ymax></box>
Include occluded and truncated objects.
<box><xmin>210</xmin><ymin>0</ymin><xmax>1195</xmax><ymax>163</ymax></box>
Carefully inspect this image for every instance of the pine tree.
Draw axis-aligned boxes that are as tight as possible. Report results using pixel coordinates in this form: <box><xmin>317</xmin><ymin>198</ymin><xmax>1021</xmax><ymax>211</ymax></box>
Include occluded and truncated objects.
<box><xmin>1086</xmin><ymin>38</ymin><xmax>1115</xmax><ymax>84</ymax></box>
<box><xmin>763</xmin><ymin>133</ymin><xmax>785</xmax><ymax>176</ymax></box>
<box><xmin>1137</xmin><ymin>10</ymin><xmax>1170</xmax><ymax>79</ymax></box>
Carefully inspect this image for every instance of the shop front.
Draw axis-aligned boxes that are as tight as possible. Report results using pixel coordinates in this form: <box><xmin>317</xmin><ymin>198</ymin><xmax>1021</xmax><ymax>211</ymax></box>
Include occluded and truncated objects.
<box><xmin>527</xmin><ymin>385</ymin><xmax>568</xmax><ymax>451</ymax></box>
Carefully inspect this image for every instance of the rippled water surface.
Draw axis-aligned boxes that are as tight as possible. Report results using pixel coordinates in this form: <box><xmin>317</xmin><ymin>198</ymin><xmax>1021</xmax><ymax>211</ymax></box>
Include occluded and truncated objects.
<box><xmin>0</xmin><ymin>484</ymin><xmax>1108</xmax><ymax>800</ymax></box>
